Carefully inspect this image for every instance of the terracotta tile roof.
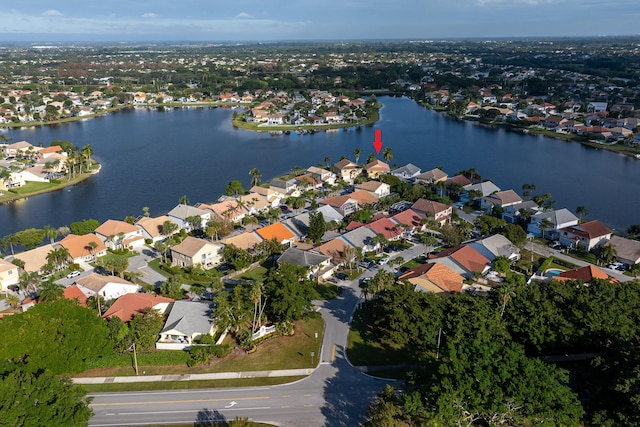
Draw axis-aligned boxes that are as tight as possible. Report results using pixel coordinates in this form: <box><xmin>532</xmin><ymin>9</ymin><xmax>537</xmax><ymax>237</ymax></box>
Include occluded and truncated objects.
<box><xmin>103</xmin><ymin>293</ymin><xmax>174</xmax><ymax>322</ymax></box>
<box><xmin>95</xmin><ymin>219</ymin><xmax>140</xmax><ymax>237</ymax></box>
<box><xmin>59</xmin><ymin>234</ymin><xmax>106</xmax><ymax>260</ymax></box>
<box><xmin>334</xmin><ymin>159</ymin><xmax>359</xmax><ymax>170</ymax></box>
<box><xmin>348</xmin><ymin>190</ymin><xmax>378</xmax><ymax>205</ymax></box>
<box><xmin>136</xmin><ymin>215</ymin><xmax>175</xmax><ymax>239</ymax></box>
<box><xmin>562</xmin><ymin>220</ymin><xmax>612</xmax><ymax>239</ymax></box>
<box><xmin>447</xmin><ymin>175</ymin><xmax>472</xmax><ymax>186</ymax></box>
<box><xmin>319</xmin><ymin>194</ymin><xmax>357</xmax><ymax>209</ymax></box>
<box><xmin>367</xmin><ymin>217</ymin><xmax>403</xmax><ymax>240</ymax></box>
<box><xmin>37</xmin><ymin>145</ymin><xmax>63</xmax><ymax>154</ymax></box>
<box><xmin>365</xmin><ymin>159</ymin><xmax>390</xmax><ymax>172</ymax></box>
<box><xmin>400</xmin><ymin>262</ymin><xmax>464</xmax><ymax>293</ymax></box>
<box><xmin>256</xmin><ymin>222</ymin><xmax>295</xmax><ymax>243</ymax></box>
<box><xmin>431</xmin><ymin>245</ymin><xmax>490</xmax><ymax>274</ymax></box>
<box><xmin>556</xmin><ymin>265</ymin><xmax>612</xmax><ymax>283</ymax></box>
<box><xmin>346</xmin><ymin>221</ymin><xmax>365</xmax><ymax>231</ymax></box>
<box><xmin>63</xmin><ymin>285</ymin><xmax>88</xmax><ymax>307</ymax></box>
<box><xmin>392</xmin><ymin>209</ymin><xmax>422</xmax><ymax>229</ymax></box>
<box><xmin>315</xmin><ymin>239</ymin><xmax>352</xmax><ymax>264</ymax></box>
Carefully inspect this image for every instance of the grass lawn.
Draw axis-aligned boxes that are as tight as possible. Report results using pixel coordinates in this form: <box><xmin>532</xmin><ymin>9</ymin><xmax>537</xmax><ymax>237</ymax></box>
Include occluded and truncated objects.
<box><xmin>237</xmin><ymin>266</ymin><xmax>268</xmax><ymax>282</ymax></box>
<box><xmin>82</xmin><ymin>377</ymin><xmax>304</xmax><ymax>394</ymax></box>
<box><xmin>565</xmin><ymin>250</ymin><xmax>598</xmax><ymax>265</ymax></box>
<box><xmin>313</xmin><ymin>283</ymin><xmax>342</xmax><ymax>300</ymax></box>
<box><xmin>347</xmin><ymin>305</ymin><xmax>417</xmax><ymax>367</ymax></box>
<box><xmin>147</xmin><ymin>258</ymin><xmax>170</xmax><ymax>278</ymax></box>
<box><xmin>0</xmin><ymin>170</ymin><xmax>97</xmax><ymax>204</ymax></box>
<box><xmin>76</xmin><ymin>316</ymin><xmax>324</xmax><ymax>378</ymax></box>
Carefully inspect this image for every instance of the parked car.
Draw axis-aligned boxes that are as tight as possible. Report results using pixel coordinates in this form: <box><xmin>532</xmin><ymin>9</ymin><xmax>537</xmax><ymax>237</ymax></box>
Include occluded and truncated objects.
<box><xmin>7</xmin><ymin>284</ymin><xmax>19</xmax><ymax>293</ymax></box>
<box><xmin>335</xmin><ymin>272</ymin><xmax>349</xmax><ymax>281</ymax></box>
<box><xmin>378</xmin><ymin>257</ymin><xmax>389</xmax><ymax>265</ymax></box>
<box><xmin>549</xmin><ymin>241</ymin><xmax>563</xmax><ymax>250</ymax></box>
<box><xmin>66</xmin><ymin>271</ymin><xmax>81</xmax><ymax>279</ymax></box>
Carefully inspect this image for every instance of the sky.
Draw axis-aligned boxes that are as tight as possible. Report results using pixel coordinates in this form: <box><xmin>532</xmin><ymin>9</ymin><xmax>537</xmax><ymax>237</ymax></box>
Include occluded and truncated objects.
<box><xmin>1</xmin><ymin>1</ymin><xmax>639</xmax><ymax>42</ymax></box>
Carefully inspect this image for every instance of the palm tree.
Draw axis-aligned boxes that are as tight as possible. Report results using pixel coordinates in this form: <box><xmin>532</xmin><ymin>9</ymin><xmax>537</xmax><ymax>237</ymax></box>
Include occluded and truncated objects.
<box><xmin>87</xmin><ymin>241</ymin><xmax>99</xmax><ymax>261</ymax></box>
<box><xmin>161</xmin><ymin>220</ymin><xmax>178</xmax><ymax>238</ymax></box>
<box><xmin>249</xmin><ymin>168</ymin><xmax>261</xmax><ymax>187</ymax></box>
<box><xmin>353</xmin><ymin>148</ymin><xmax>361</xmax><ymax>164</ymax></box>
<box><xmin>576</xmin><ymin>206</ymin><xmax>588</xmax><ymax>222</ymax></box>
<box><xmin>598</xmin><ymin>244</ymin><xmax>617</xmax><ymax>264</ymax></box>
<box><xmin>383</xmin><ymin>147</ymin><xmax>393</xmax><ymax>163</ymax></box>
<box><xmin>6</xmin><ymin>294</ymin><xmax>20</xmax><ymax>310</ymax></box>
<box><xmin>19</xmin><ymin>271</ymin><xmax>40</xmax><ymax>295</ymax></box>
<box><xmin>38</xmin><ymin>280</ymin><xmax>65</xmax><ymax>301</ymax></box>
<box><xmin>179</xmin><ymin>195</ymin><xmax>189</xmax><ymax>205</ymax></box>
<box><xmin>366</xmin><ymin>153</ymin><xmax>376</xmax><ymax>164</ymax></box>
<box><xmin>324</xmin><ymin>156</ymin><xmax>331</xmax><ymax>167</ymax></box>
<box><xmin>81</xmin><ymin>144</ymin><xmax>93</xmax><ymax>171</ymax></box>
<box><xmin>46</xmin><ymin>247</ymin><xmax>71</xmax><ymax>271</ymax></box>
<box><xmin>418</xmin><ymin>233</ymin><xmax>438</xmax><ymax>257</ymax></box>
<box><xmin>43</xmin><ymin>224</ymin><xmax>58</xmax><ymax>245</ymax></box>
<box><xmin>539</xmin><ymin>218</ymin><xmax>555</xmax><ymax>240</ymax></box>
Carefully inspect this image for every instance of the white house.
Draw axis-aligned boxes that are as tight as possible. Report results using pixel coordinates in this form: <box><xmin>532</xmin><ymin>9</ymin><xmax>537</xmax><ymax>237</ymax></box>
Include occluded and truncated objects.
<box><xmin>75</xmin><ymin>273</ymin><xmax>142</xmax><ymax>301</ymax></box>
<box><xmin>157</xmin><ymin>301</ymin><xmax>216</xmax><ymax>350</ymax></box>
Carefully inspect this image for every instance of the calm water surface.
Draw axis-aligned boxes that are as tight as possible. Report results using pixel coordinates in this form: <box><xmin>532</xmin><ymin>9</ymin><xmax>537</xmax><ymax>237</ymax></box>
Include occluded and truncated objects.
<box><xmin>1</xmin><ymin>97</ymin><xmax>639</xmax><ymax>236</ymax></box>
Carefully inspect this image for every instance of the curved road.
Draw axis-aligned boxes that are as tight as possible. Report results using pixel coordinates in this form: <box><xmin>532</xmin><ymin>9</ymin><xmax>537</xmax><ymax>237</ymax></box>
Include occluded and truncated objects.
<box><xmin>88</xmin><ymin>275</ymin><xmax>395</xmax><ymax>427</ymax></box>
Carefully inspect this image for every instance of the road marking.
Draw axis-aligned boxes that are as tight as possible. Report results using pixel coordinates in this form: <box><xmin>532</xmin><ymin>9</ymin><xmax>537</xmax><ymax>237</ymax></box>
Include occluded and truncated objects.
<box><xmin>225</xmin><ymin>401</ymin><xmax>237</xmax><ymax>408</ymax></box>
<box><xmin>281</xmin><ymin>405</ymin><xmax>290</xmax><ymax>408</ymax></box>
<box><xmin>304</xmin><ymin>404</ymin><xmax>314</xmax><ymax>407</ymax></box>
<box><xmin>91</xmin><ymin>396</ymin><xmax>269</xmax><ymax>407</ymax></box>
<box><xmin>282</xmin><ymin>395</ymin><xmax>290</xmax><ymax>398</ymax></box>
<box><xmin>304</xmin><ymin>394</ymin><xmax>312</xmax><ymax>397</ymax></box>
<box><xmin>331</xmin><ymin>344</ymin><xmax>336</xmax><ymax>362</ymax></box>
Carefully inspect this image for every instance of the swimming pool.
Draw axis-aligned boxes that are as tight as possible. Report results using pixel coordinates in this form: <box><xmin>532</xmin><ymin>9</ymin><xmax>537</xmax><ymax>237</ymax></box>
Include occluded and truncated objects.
<box><xmin>546</xmin><ymin>268</ymin><xmax>565</xmax><ymax>277</ymax></box>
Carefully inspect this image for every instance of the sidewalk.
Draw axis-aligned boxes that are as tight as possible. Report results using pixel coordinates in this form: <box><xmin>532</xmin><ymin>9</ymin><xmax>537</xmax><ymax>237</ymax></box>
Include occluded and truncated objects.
<box><xmin>73</xmin><ymin>368</ymin><xmax>314</xmax><ymax>384</ymax></box>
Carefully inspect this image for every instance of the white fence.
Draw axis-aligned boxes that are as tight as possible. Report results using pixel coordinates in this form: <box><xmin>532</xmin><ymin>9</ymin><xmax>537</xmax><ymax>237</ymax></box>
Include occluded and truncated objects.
<box><xmin>252</xmin><ymin>325</ymin><xmax>277</xmax><ymax>341</ymax></box>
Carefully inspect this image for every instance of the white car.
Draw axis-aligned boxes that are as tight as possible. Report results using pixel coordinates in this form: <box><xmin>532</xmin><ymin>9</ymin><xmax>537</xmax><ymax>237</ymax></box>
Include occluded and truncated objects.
<box><xmin>66</xmin><ymin>271</ymin><xmax>81</xmax><ymax>279</ymax></box>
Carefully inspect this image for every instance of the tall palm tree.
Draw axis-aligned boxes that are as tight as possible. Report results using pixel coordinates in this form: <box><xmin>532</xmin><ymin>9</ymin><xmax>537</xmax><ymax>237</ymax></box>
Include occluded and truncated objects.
<box><xmin>576</xmin><ymin>206</ymin><xmax>588</xmax><ymax>223</ymax></box>
<box><xmin>179</xmin><ymin>195</ymin><xmax>189</xmax><ymax>205</ymax></box>
<box><xmin>87</xmin><ymin>241</ymin><xmax>99</xmax><ymax>261</ymax></box>
<box><xmin>353</xmin><ymin>148</ymin><xmax>361</xmax><ymax>164</ymax></box>
<box><xmin>383</xmin><ymin>147</ymin><xmax>393</xmax><ymax>162</ymax></box>
<box><xmin>249</xmin><ymin>168</ymin><xmax>261</xmax><ymax>187</ymax></box>
<box><xmin>43</xmin><ymin>224</ymin><xmax>58</xmax><ymax>244</ymax></box>
<box><xmin>81</xmin><ymin>144</ymin><xmax>93</xmax><ymax>171</ymax></box>
<box><xmin>38</xmin><ymin>280</ymin><xmax>65</xmax><ymax>301</ymax></box>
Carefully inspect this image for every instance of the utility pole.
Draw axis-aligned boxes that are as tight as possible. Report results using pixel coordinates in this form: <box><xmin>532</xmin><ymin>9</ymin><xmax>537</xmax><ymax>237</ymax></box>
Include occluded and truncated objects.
<box><xmin>130</xmin><ymin>343</ymin><xmax>139</xmax><ymax>376</ymax></box>
<box><xmin>436</xmin><ymin>328</ymin><xmax>442</xmax><ymax>361</ymax></box>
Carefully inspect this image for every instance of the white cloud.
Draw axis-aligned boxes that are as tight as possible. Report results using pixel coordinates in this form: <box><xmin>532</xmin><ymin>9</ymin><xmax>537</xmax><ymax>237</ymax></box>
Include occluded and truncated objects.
<box><xmin>42</xmin><ymin>9</ymin><xmax>64</xmax><ymax>17</ymax></box>
<box><xmin>235</xmin><ymin>12</ymin><xmax>253</xmax><ymax>19</ymax></box>
<box><xmin>141</xmin><ymin>12</ymin><xmax>157</xmax><ymax>19</ymax></box>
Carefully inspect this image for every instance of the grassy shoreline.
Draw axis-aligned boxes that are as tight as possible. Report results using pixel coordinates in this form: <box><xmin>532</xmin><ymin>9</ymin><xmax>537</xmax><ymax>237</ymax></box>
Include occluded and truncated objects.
<box><xmin>0</xmin><ymin>164</ymin><xmax>100</xmax><ymax>205</ymax></box>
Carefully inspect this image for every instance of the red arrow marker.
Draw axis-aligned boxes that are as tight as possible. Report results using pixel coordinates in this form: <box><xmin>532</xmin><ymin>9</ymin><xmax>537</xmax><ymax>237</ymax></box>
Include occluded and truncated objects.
<box><xmin>373</xmin><ymin>129</ymin><xmax>383</xmax><ymax>154</ymax></box>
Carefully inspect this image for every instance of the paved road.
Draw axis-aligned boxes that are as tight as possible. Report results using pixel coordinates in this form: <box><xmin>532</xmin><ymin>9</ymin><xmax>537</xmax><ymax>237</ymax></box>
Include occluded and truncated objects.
<box><xmin>127</xmin><ymin>248</ymin><xmax>167</xmax><ymax>287</ymax></box>
<box><xmin>88</xmin><ymin>274</ymin><xmax>393</xmax><ymax>427</ymax></box>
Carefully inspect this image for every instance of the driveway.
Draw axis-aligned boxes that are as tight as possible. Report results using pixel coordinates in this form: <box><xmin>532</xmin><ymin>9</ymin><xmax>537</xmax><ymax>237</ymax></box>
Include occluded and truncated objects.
<box><xmin>127</xmin><ymin>248</ymin><xmax>167</xmax><ymax>286</ymax></box>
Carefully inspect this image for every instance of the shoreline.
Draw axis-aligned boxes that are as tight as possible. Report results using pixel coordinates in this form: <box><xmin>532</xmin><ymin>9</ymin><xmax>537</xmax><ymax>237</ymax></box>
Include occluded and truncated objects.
<box><xmin>417</xmin><ymin>101</ymin><xmax>640</xmax><ymax>160</ymax></box>
<box><xmin>0</xmin><ymin>164</ymin><xmax>101</xmax><ymax>205</ymax></box>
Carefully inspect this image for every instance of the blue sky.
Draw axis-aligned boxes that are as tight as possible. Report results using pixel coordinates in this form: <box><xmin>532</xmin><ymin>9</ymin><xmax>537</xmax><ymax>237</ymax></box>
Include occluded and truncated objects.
<box><xmin>1</xmin><ymin>1</ymin><xmax>639</xmax><ymax>42</ymax></box>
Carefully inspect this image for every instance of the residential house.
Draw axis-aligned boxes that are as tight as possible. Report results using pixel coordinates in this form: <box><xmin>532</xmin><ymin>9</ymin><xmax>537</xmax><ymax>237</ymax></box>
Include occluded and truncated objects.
<box><xmin>470</xmin><ymin>234</ymin><xmax>521</xmax><ymax>262</ymax></box>
<box><xmin>558</xmin><ymin>220</ymin><xmax>612</xmax><ymax>251</ymax></box>
<box><xmin>36</xmin><ymin>145</ymin><xmax>65</xmax><ymax>159</ymax></box>
<box><xmin>307</xmin><ymin>166</ymin><xmax>336</xmax><ymax>185</ymax></box>
<box><xmin>171</xmin><ymin>237</ymin><xmax>223</xmax><ymax>270</ymax></box>
<box><xmin>527</xmin><ymin>208</ymin><xmax>579</xmax><ymax>239</ymax></box>
<box><xmin>277</xmin><ymin>247</ymin><xmax>333</xmax><ymax>280</ymax></box>
<box><xmin>236</xmin><ymin>193</ymin><xmax>270</xmax><ymax>215</ymax></box>
<box><xmin>333</xmin><ymin>159</ymin><xmax>361</xmax><ymax>183</ymax></box>
<box><xmin>411</xmin><ymin>199</ymin><xmax>452</xmax><ymax>226</ymax></box>
<box><xmin>338</xmin><ymin>226</ymin><xmax>380</xmax><ymax>253</ymax></box>
<box><xmin>319</xmin><ymin>195</ymin><xmax>358</xmax><ymax>216</ymax></box>
<box><xmin>367</xmin><ymin>217</ymin><xmax>404</xmax><ymax>241</ymax></box>
<box><xmin>430</xmin><ymin>245</ymin><xmax>491</xmax><ymax>278</ymax></box>
<box><xmin>0</xmin><ymin>258</ymin><xmax>19</xmax><ymax>291</ymax></box>
<box><xmin>392</xmin><ymin>209</ymin><xmax>424</xmax><ymax>234</ymax></box>
<box><xmin>256</xmin><ymin>222</ymin><xmax>296</xmax><ymax>246</ymax></box>
<box><xmin>348</xmin><ymin>190</ymin><xmax>379</xmax><ymax>207</ymax></box>
<box><xmin>75</xmin><ymin>273</ymin><xmax>141</xmax><ymax>301</ymax></box>
<box><xmin>295</xmin><ymin>173</ymin><xmax>324</xmax><ymax>191</ymax></box>
<box><xmin>220</xmin><ymin>232</ymin><xmax>264</xmax><ymax>252</ymax></box>
<box><xmin>167</xmin><ymin>204</ymin><xmax>211</xmax><ymax>231</ymax></box>
<box><xmin>608</xmin><ymin>235</ymin><xmax>640</xmax><ymax>266</ymax></box>
<box><xmin>59</xmin><ymin>234</ymin><xmax>107</xmax><ymax>264</ymax></box>
<box><xmin>63</xmin><ymin>285</ymin><xmax>88</xmax><ymax>307</ymax></box>
<box><xmin>157</xmin><ymin>301</ymin><xmax>216</xmax><ymax>350</ymax></box>
<box><xmin>13</xmin><ymin>243</ymin><xmax>57</xmax><ymax>273</ymax></box>
<box><xmin>3</xmin><ymin>140</ymin><xmax>33</xmax><ymax>157</ymax></box>
<box><xmin>501</xmin><ymin>200</ymin><xmax>540</xmax><ymax>224</ymax></box>
<box><xmin>282</xmin><ymin>205</ymin><xmax>344</xmax><ymax>241</ymax></box>
<box><xmin>94</xmin><ymin>219</ymin><xmax>145</xmax><ymax>250</ymax></box>
<box><xmin>399</xmin><ymin>262</ymin><xmax>464</xmax><ymax>294</ymax></box>
<box><xmin>365</xmin><ymin>159</ymin><xmax>390</xmax><ymax>179</ymax></box>
<box><xmin>315</xmin><ymin>239</ymin><xmax>353</xmax><ymax>266</ymax></box>
<box><xmin>249</xmin><ymin>186</ymin><xmax>283</xmax><ymax>208</ymax></box>
<box><xmin>480</xmin><ymin>190</ymin><xmax>523</xmax><ymax>212</ymax></box>
<box><xmin>354</xmin><ymin>181</ymin><xmax>390</xmax><ymax>198</ymax></box>
<box><xmin>136</xmin><ymin>215</ymin><xmax>177</xmax><ymax>243</ymax></box>
<box><xmin>103</xmin><ymin>293</ymin><xmax>174</xmax><ymax>322</ymax></box>
<box><xmin>204</xmin><ymin>199</ymin><xmax>245</xmax><ymax>224</ymax></box>
<box><xmin>415</xmin><ymin>168</ymin><xmax>448</xmax><ymax>184</ymax></box>
<box><xmin>555</xmin><ymin>265</ymin><xmax>613</xmax><ymax>283</ymax></box>
<box><xmin>447</xmin><ymin>174</ymin><xmax>472</xmax><ymax>187</ymax></box>
<box><xmin>460</xmin><ymin>181</ymin><xmax>501</xmax><ymax>203</ymax></box>
<box><xmin>269</xmin><ymin>178</ymin><xmax>299</xmax><ymax>196</ymax></box>
<box><xmin>391</xmin><ymin>163</ymin><xmax>421</xmax><ymax>181</ymax></box>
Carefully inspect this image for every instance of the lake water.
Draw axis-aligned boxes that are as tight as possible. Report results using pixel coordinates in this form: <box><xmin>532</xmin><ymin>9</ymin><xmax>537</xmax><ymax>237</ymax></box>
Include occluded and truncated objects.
<box><xmin>1</xmin><ymin>96</ymin><xmax>639</xmax><ymax>236</ymax></box>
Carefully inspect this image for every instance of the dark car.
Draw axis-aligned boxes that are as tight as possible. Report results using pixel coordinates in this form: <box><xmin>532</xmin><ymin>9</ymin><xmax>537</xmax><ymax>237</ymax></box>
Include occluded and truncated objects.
<box><xmin>7</xmin><ymin>284</ymin><xmax>19</xmax><ymax>293</ymax></box>
<box><xmin>335</xmin><ymin>272</ymin><xmax>349</xmax><ymax>281</ymax></box>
